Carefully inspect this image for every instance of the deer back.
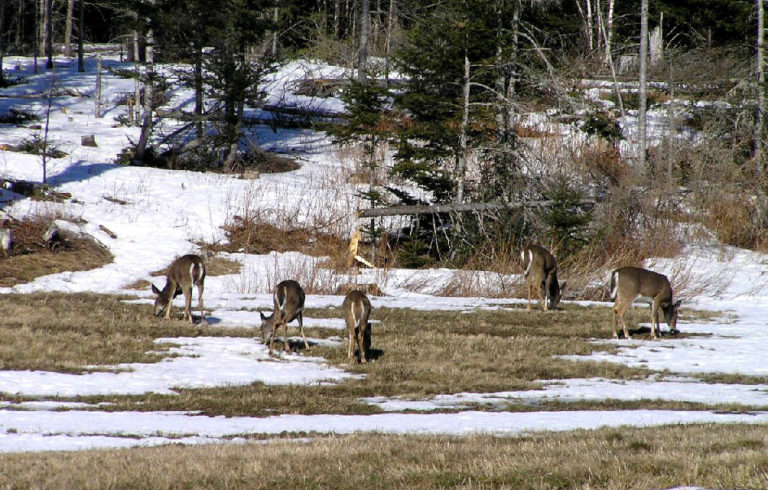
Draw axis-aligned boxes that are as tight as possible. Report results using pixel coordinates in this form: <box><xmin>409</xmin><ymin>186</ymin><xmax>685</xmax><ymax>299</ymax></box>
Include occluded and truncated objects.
<box><xmin>522</xmin><ymin>245</ymin><xmax>565</xmax><ymax>308</ymax></box>
<box><xmin>261</xmin><ymin>280</ymin><xmax>305</xmax><ymax>337</ymax></box>
<box><xmin>611</xmin><ymin>266</ymin><xmax>672</xmax><ymax>303</ymax></box>
<box><xmin>152</xmin><ymin>254</ymin><xmax>205</xmax><ymax>314</ymax></box>
<box><xmin>521</xmin><ymin>245</ymin><xmax>557</xmax><ymax>279</ymax></box>
<box><xmin>342</xmin><ymin>290</ymin><xmax>371</xmax><ymax>331</ymax></box>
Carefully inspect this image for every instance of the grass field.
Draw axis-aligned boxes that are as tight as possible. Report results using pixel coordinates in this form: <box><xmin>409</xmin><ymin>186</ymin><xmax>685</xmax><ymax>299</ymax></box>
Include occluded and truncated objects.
<box><xmin>2</xmin><ymin>425</ymin><xmax>767</xmax><ymax>489</ymax></box>
<box><xmin>0</xmin><ymin>291</ymin><xmax>762</xmax><ymax>488</ymax></box>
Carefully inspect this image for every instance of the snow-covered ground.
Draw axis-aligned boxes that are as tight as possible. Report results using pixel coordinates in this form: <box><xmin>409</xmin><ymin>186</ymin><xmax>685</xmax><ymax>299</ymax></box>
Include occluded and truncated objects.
<box><xmin>2</xmin><ymin>53</ymin><xmax>768</xmax><ymax>455</ymax></box>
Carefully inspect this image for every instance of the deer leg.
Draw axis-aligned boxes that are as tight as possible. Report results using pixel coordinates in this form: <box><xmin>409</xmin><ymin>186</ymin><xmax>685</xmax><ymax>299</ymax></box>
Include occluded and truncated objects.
<box><xmin>650</xmin><ymin>302</ymin><xmax>659</xmax><ymax>340</ymax></box>
<box><xmin>165</xmin><ymin>280</ymin><xmax>176</xmax><ymax>320</ymax></box>
<box><xmin>611</xmin><ymin>306</ymin><xmax>620</xmax><ymax>339</ymax></box>
<box><xmin>283</xmin><ymin>320</ymin><xmax>290</xmax><ymax>353</ymax></box>
<box><xmin>539</xmin><ymin>279</ymin><xmax>548</xmax><ymax>311</ymax></box>
<box><xmin>348</xmin><ymin>325</ymin><xmax>355</xmax><ymax>361</ymax></box>
<box><xmin>183</xmin><ymin>286</ymin><xmax>193</xmax><ymax>323</ymax></box>
<box><xmin>197</xmin><ymin>283</ymin><xmax>206</xmax><ymax>325</ymax></box>
<box><xmin>357</xmin><ymin>323</ymin><xmax>367</xmax><ymax>363</ymax></box>
<box><xmin>615</xmin><ymin>299</ymin><xmax>632</xmax><ymax>339</ymax></box>
<box><xmin>298</xmin><ymin>311</ymin><xmax>309</xmax><ymax>351</ymax></box>
<box><xmin>526</xmin><ymin>277</ymin><xmax>533</xmax><ymax>310</ymax></box>
<box><xmin>269</xmin><ymin>326</ymin><xmax>276</xmax><ymax>356</ymax></box>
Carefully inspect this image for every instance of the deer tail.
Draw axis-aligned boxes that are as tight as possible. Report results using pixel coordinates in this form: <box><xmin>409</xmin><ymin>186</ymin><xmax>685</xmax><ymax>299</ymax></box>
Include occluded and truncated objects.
<box><xmin>609</xmin><ymin>270</ymin><xmax>619</xmax><ymax>301</ymax></box>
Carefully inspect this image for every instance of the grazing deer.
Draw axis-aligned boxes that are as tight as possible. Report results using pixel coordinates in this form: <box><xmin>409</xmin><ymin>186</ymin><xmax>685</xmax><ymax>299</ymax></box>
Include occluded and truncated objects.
<box><xmin>521</xmin><ymin>245</ymin><xmax>566</xmax><ymax>311</ymax></box>
<box><xmin>151</xmin><ymin>254</ymin><xmax>206</xmax><ymax>324</ymax></box>
<box><xmin>260</xmin><ymin>280</ymin><xmax>308</xmax><ymax>355</ymax></box>
<box><xmin>342</xmin><ymin>290</ymin><xmax>372</xmax><ymax>363</ymax></box>
<box><xmin>609</xmin><ymin>266</ymin><xmax>682</xmax><ymax>340</ymax></box>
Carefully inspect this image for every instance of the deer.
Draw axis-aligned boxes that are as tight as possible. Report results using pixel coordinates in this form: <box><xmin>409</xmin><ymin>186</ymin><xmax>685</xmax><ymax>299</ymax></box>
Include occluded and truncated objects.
<box><xmin>151</xmin><ymin>254</ymin><xmax>206</xmax><ymax>324</ymax></box>
<box><xmin>260</xmin><ymin>280</ymin><xmax>309</xmax><ymax>355</ymax></box>
<box><xmin>609</xmin><ymin>266</ymin><xmax>682</xmax><ymax>340</ymax></box>
<box><xmin>521</xmin><ymin>244</ymin><xmax>566</xmax><ymax>311</ymax></box>
<box><xmin>342</xmin><ymin>290</ymin><xmax>372</xmax><ymax>364</ymax></box>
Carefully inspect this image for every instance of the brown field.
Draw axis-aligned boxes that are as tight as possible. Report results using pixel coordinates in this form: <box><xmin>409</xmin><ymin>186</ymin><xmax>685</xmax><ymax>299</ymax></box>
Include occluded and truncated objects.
<box><xmin>0</xmin><ymin>292</ymin><xmax>761</xmax><ymax>489</ymax></box>
<box><xmin>2</xmin><ymin>425</ymin><xmax>768</xmax><ymax>489</ymax></box>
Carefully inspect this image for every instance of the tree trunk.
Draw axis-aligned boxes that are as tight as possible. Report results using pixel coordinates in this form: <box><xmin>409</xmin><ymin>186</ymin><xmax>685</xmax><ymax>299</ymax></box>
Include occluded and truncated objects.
<box><xmin>94</xmin><ymin>53</ymin><xmax>101</xmax><ymax>117</ymax></box>
<box><xmin>456</xmin><ymin>51</ymin><xmax>470</xmax><ymax>205</ymax></box>
<box><xmin>585</xmin><ymin>0</ymin><xmax>594</xmax><ymax>52</ymax></box>
<box><xmin>638</xmin><ymin>0</ymin><xmax>649</xmax><ymax>170</ymax></box>
<box><xmin>135</xmin><ymin>22</ymin><xmax>155</xmax><ymax>163</ymax></box>
<box><xmin>0</xmin><ymin>0</ymin><xmax>6</xmax><ymax>86</ymax></box>
<box><xmin>14</xmin><ymin>0</ymin><xmax>23</xmax><ymax>55</ymax></box>
<box><xmin>33</xmin><ymin>0</ymin><xmax>38</xmax><ymax>73</ymax></box>
<box><xmin>384</xmin><ymin>0</ymin><xmax>395</xmax><ymax>84</ymax></box>
<box><xmin>77</xmin><ymin>0</ymin><xmax>84</xmax><ymax>72</ymax></box>
<box><xmin>504</xmin><ymin>0</ymin><xmax>521</xmax><ymax>144</ymax></box>
<box><xmin>271</xmin><ymin>1</ymin><xmax>279</xmax><ymax>57</ymax></box>
<box><xmin>194</xmin><ymin>45</ymin><xmax>204</xmax><ymax>138</ymax></box>
<box><xmin>605</xmin><ymin>0</ymin><xmax>615</xmax><ymax>64</ymax></box>
<box><xmin>756</xmin><ymin>0</ymin><xmax>765</xmax><ymax>176</ymax></box>
<box><xmin>357</xmin><ymin>0</ymin><xmax>370</xmax><ymax>81</ymax></box>
<box><xmin>64</xmin><ymin>0</ymin><xmax>75</xmax><ymax>56</ymax></box>
<box><xmin>45</xmin><ymin>0</ymin><xmax>52</xmax><ymax>68</ymax></box>
<box><xmin>133</xmin><ymin>31</ymin><xmax>141</xmax><ymax>125</ymax></box>
<box><xmin>597</xmin><ymin>0</ymin><xmax>623</xmax><ymax>116</ymax></box>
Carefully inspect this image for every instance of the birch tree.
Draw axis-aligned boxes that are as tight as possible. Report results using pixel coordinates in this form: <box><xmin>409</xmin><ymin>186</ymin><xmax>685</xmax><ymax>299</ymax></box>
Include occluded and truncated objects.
<box><xmin>756</xmin><ymin>0</ymin><xmax>765</xmax><ymax>176</ymax></box>
<box><xmin>638</xmin><ymin>0</ymin><xmax>649</xmax><ymax>170</ymax></box>
<box><xmin>357</xmin><ymin>0</ymin><xmax>370</xmax><ymax>82</ymax></box>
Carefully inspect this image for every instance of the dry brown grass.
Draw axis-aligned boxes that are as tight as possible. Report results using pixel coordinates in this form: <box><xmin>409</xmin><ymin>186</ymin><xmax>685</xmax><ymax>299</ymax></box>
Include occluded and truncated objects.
<box><xmin>71</xmin><ymin>302</ymin><xmax>713</xmax><ymax>416</ymax></box>
<box><xmin>216</xmin><ymin>215</ymin><xmax>349</xmax><ymax>263</ymax></box>
<box><xmin>2</xmin><ymin>425</ymin><xmax>768</xmax><ymax>489</ymax></box>
<box><xmin>0</xmin><ymin>216</ymin><xmax>113</xmax><ymax>287</ymax></box>
<box><xmin>0</xmin><ymin>293</ymin><xmax>248</xmax><ymax>372</ymax></box>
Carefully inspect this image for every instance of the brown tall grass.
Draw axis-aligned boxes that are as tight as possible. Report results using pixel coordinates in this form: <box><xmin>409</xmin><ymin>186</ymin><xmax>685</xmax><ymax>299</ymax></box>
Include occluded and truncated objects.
<box><xmin>2</xmin><ymin>425</ymin><xmax>768</xmax><ymax>489</ymax></box>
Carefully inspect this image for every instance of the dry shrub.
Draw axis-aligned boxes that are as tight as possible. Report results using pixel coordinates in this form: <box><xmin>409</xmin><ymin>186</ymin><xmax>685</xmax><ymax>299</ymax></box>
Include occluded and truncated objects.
<box><xmin>702</xmin><ymin>193</ymin><xmax>768</xmax><ymax>250</ymax></box>
<box><xmin>217</xmin><ymin>215</ymin><xmax>348</xmax><ymax>265</ymax></box>
<box><xmin>577</xmin><ymin>141</ymin><xmax>627</xmax><ymax>186</ymax></box>
<box><xmin>0</xmin><ymin>214</ymin><xmax>112</xmax><ymax>287</ymax></box>
<box><xmin>263</xmin><ymin>254</ymin><xmax>344</xmax><ymax>295</ymax></box>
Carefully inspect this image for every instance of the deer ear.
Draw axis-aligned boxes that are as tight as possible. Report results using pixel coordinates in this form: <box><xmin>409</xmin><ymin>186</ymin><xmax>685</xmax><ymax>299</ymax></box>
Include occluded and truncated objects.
<box><xmin>259</xmin><ymin>311</ymin><xmax>266</xmax><ymax>320</ymax></box>
<box><xmin>674</xmin><ymin>299</ymin><xmax>682</xmax><ymax>308</ymax></box>
<box><xmin>151</xmin><ymin>284</ymin><xmax>161</xmax><ymax>296</ymax></box>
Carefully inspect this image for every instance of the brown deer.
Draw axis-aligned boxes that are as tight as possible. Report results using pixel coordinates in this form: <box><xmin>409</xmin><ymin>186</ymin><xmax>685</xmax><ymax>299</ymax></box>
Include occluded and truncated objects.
<box><xmin>609</xmin><ymin>266</ymin><xmax>682</xmax><ymax>340</ymax></box>
<box><xmin>260</xmin><ymin>280</ymin><xmax>308</xmax><ymax>355</ymax></box>
<box><xmin>521</xmin><ymin>245</ymin><xmax>566</xmax><ymax>311</ymax></box>
<box><xmin>342</xmin><ymin>290</ymin><xmax>372</xmax><ymax>363</ymax></box>
<box><xmin>151</xmin><ymin>254</ymin><xmax>206</xmax><ymax>324</ymax></box>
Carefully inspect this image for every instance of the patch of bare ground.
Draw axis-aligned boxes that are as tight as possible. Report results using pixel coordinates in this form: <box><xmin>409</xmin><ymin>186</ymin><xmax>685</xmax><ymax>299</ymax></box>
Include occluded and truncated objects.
<box><xmin>0</xmin><ymin>216</ymin><xmax>112</xmax><ymax>287</ymax></box>
<box><xmin>2</xmin><ymin>425</ymin><xmax>768</xmax><ymax>489</ymax></box>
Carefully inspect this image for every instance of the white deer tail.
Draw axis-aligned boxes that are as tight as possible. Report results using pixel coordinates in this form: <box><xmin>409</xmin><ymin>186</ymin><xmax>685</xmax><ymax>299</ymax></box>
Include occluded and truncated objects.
<box><xmin>522</xmin><ymin>249</ymin><xmax>533</xmax><ymax>277</ymax></box>
<box><xmin>609</xmin><ymin>270</ymin><xmax>619</xmax><ymax>301</ymax></box>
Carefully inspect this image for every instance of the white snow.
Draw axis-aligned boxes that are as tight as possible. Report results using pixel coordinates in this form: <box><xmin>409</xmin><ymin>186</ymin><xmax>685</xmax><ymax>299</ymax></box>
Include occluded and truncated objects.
<box><xmin>2</xmin><ymin>52</ymin><xmax>768</xmax><ymax>457</ymax></box>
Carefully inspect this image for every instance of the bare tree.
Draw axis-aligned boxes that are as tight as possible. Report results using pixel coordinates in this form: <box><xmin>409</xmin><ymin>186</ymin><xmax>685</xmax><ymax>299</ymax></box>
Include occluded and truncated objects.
<box><xmin>756</xmin><ymin>0</ymin><xmax>765</xmax><ymax>175</ymax></box>
<box><xmin>135</xmin><ymin>14</ymin><xmax>154</xmax><ymax>162</ymax></box>
<box><xmin>638</xmin><ymin>0</ymin><xmax>649</xmax><ymax>170</ymax></box>
<box><xmin>357</xmin><ymin>0</ymin><xmax>370</xmax><ymax>81</ymax></box>
<box><xmin>0</xmin><ymin>0</ymin><xmax>6</xmax><ymax>86</ymax></box>
<box><xmin>77</xmin><ymin>0</ymin><xmax>84</xmax><ymax>72</ymax></box>
<box><xmin>64</xmin><ymin>0</ymin><xmax>75</xmax><ymax>56</ymax></box>
<box><xmin>45</xmin><ymin>0</ymin><xmax>53</xmax><ymax>68</ymax></box>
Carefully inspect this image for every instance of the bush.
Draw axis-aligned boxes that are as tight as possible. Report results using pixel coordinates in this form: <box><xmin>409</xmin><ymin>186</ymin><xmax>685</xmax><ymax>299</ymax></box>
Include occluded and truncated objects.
<box><xmin>14</xmin><ymin>134</ymin><xmax>67</xmax><ymax>158</ymax></box>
